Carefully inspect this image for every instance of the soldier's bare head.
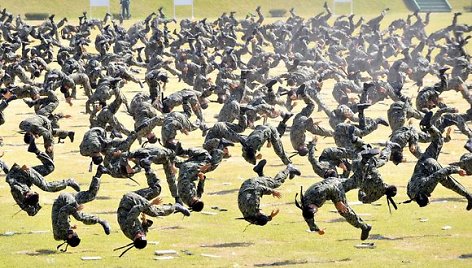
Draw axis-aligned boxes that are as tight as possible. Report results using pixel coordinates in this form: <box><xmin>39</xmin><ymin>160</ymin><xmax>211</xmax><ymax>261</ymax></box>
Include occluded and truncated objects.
<box><xmin>133</xmin><ymin>232</ymin><xmax>147</xmax><ymax>249</ymax></box>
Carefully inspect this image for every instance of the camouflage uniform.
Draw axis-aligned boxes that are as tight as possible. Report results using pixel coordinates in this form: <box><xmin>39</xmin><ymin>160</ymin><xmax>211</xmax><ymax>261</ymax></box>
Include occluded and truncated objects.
<box><xmin>238</xmin><ymin>167</ymin><xmax>292</xmax><ymax>219</ymax></box>
<box><xmin>129</xmin><ymin>92</ymin><xmax>164</xmax><ymax>141</ymax></box>
<box><xmin>407</xmin><ymin>126</ymin><xmax>472</xmax><ymax>204</ymax></box>
<box><xmin>387</xmin><ymin>101</ymin><xmax>423</xmax><ymax>132</ymax></box>
<box><xmin>203</xmin><ymin>113</ymin><xmax>247</xmax><ymax>150</ymax></box>
<box><xmin>85</xmin><ymin>76</ymin><xmax>120</xmax><ymax>114</ymax></box>
<box><xmin>19</xmin><ymin>115</ymin><xmax>70</xmax><ymax>159</ymax></box>
<box><xmin>290</xmin><ymin>94</ymin><xmax>333</xmax><ymax>152</ymax></box>
<box><xmin>177</xmin><ymin>148</ymin><xmax>224</xmax><ymax>206</ymax></box>
<box><xmin>161</xmin><ymin>112</ymin><xmax>199</xmax><ymax>145</ymax></box>
<box><xmin>217</xmin><ymin>79</ymin><xmax>247</xmax><ymax>123</ymax></box>
<box><xmin>5</xmin><ymin>153</ymin><xmax>76</xmax><ymax>216</ymax></box>
<box><xmin>301</xmin><ymin>177</ymin><xmax>369</xmax><ymax>232</ymax></box>
<box><xmin>90</xmin><ymin>89</ymin><xmax>131</xmax><ymax>136</ymax></box>
<box><xmin>162</xmin><ymin>89</ymin><xmax>205</xmax><ymax>123</ymax></box>
<box><xmin>117</xmin><ymin>192</ymin><xmax>177</xmax><ymax>242</ymax></box>
<box><xmin>129</xmin><ymin>146</ymin><xmax>178</xmax><ymax>198</ymax></box>
<box><xmin>308</xmin><ymin>144</ymin><xmax>349</xmax><ymax>178</ymax></box>
<box><xmin>51</xmin><ymin>175</ymin><xmax>105</xmax><ymax>241</ymax></box>
<box><xmin>389</xmin><ymin>126</ymin><xmax>431</xmax><ymax>160</ymax></box>
<box><xmin>243</xmin><ymin>124</ymin><xmax>291</xmax><ymax>165</ymax></box>
<box><xmin>144</xmin><ymin>69</ymin><xmax>166</xmax><ymax>102</ymax></box>
<box><xmin>69</xmin><ymin>72</ymin><xmax>93</xmax><ymax>98</ymax></box>
<box><xmin>79</xmin><ymin>127</ymin><xmax>109</xmax><ymax>157</ymax></box>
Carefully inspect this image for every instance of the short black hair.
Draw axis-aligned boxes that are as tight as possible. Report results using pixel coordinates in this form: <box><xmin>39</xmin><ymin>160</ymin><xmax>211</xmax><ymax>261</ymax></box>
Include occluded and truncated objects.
<box><xmin>323</xmin><ymin>169</ymin><xmax>338</xmax><ymax>179</ymax></box>
<box><xmin>302</xmin><ymin>207</ymin><xmax>315</xmax><ymax>220</ymax></box>
<box><xmin>92</xmin><ymin>155</ymin><xmax>103</xmax><ymax>165</ymax></box>
<box><xmin>242</xmin><ymin>147</ymin><xmax>256</xmax><ymax>164</ymax></box>
<box><xmin>391</xmin><ymin>150</ymin><xmax>403</xmax><ymax>165</ymax></box>
<box><xmin>67</xmin><ymin>233</ymin><xmax>81</xmax><ymax>247</ymax></box>
<box><xmin>250</xmin><ymin>214</ymin><xmax>270</xmax><ymax>226</ymax></box>
<box><xmin>191</xmin><ymin>200</ymin><xmax>204</xmax><ymax>212</ymax></box>
<box><xmin>23</xmin><ymin>132</ymin><xmax>34</xmax><ymax>144</ymax></box>
<box><xmin>147</xmin><ymin>134</ymin><xmax>158</xmax><ymax>144</ymax></box>
<box><xmin>133</xmin><ymin>236</ymin><xmax>147</xmax><ymax>249</ymax></box>
<box><xmin>298</xmin><ymin>147</ymin><xmax>308</xmax><ymax>156</ymax></box>
<box><xmin>385</xmin><ymin>185</ymin><xmax>397</xmax><ymax>197</ymax></box>
<box><xmin>415</xmin><ymin>193</ymin><xmax>429</xmax><ymax>207</ymax></box>
<box><xmin>25</xmin><ymin>192</ymin><xmax>39</xmax><ymax>206</ymax></box>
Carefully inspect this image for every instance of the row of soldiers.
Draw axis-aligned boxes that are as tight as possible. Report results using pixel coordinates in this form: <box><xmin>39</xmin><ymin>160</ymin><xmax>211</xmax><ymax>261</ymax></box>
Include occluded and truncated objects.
<box><xmin>0</xmin><ymin>3</ymin><xmax>472</xmax><ymax>256</ymax></box>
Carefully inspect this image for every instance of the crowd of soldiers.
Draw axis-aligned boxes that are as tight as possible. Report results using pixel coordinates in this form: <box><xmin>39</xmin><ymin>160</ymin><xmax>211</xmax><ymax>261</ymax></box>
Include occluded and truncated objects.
<box><xmin>0</xmin><ymin>2</ymin><xmax>472</xmax><ymax>257</ymax></box>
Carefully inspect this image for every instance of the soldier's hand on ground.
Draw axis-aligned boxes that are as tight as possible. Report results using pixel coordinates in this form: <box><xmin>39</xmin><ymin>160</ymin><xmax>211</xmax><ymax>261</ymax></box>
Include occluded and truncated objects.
<box><xmin>459</xmin><ymin>169</ymin><xmax>467</xmax><ymax>176</ymax></box>
<box><xmin>272</xmin><ymin>191</ymin><xmax>282</xmax><ymax>199</ymax></box>
<box><xmin>63</xmin><ymin>114</ymin><xmax>72</xmax><ymax>119</ymax></box>
<box><xmin>317</xmin><ymin>228</ymin><xmax>326</xmax><ymax>235</ymax></box>
<box><xmin>270</xmin><ymin>208</ymin><xmax>279</xmax><ymax>219</ymax></box>
<box><xmin>151</xmin><ymin>197</ymin><xmax>163</xmax><ymax>206</ymax></box>
<box><xmin>66</xmin><ymin>97</ymin><xmax>73</xmax><ymax>106</ymax></box>
<box><xmin>77</xmin><ymin>204</ymin><xmax>84</xmax><ymax>211</ymax></box>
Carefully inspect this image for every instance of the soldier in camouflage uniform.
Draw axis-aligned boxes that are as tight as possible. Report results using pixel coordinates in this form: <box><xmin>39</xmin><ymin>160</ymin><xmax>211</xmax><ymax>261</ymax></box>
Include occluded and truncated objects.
<box><xmin>349</xmin><ymin>145</ymin><xmax>399</xmax><ymax>205</ymax></box>
<box><xmin>19</xmin><ymin>114</ymin><xmax>74</xmax><ymax>159</ymax></box>
<box><xmin>387</xmin><ymin>100</ymin><xmax>423</xmax><ymax>132</ymax></box>
<box><xmin>127</xmin><ymin>147</ymin><xmax>179</xmax><ymax>203</ymax></box>
<box><xmin>52</xmin><ymin>166</ymin><xmax>110</xmax><ymax>251</ymax></box>
<box><xmin>161</xmin><ymin>111</ymin><xmax>199</xmax><ymax>147</ymax></box>
<box><xmin>242</xmin><ymin>122</ymin><xmax>291</xmax><ymax>165</ymax></box>
<box><xmin>160</xmin><ymin>89</ymin><xmax>208</xmax><ymax>129</ymax></box>
<box><xmin>217</xmin><ymin>74</ymin><xmax>247</xmax><ymax>123</ymax></box>
<box><xmin>69</xmin><ymin>72</ymin><xmax>93</xmax><ymax>99</ymax></box>
<box><xmin>0</xmin><ymin>88</ymin><xmax>17</xmax><ymax>126</ymax></box>
<box><xmin>307</xmin><ymin>140</ymin><xmax>350</xmax><ymax>178</ymax></box>
<box><xmin>415</xmin><ymin>68</ymin><xmax>449</xmax><ymax>111</ymax></box>
<box><xmin>406</xmin><ymin>113</ymin><xmax>472</xmax><ymax>209</ymax></box>
<box><xmin>290</xmin><ymin>87</ymin><xmax>333</xmax><ymax>155</ymax></box>
<box><xmin>89</xmin><ymin>86</ymin><xmax>131</xmax><ymax>137</ymax></box>
<box><xmin>115</xmin><ymin>191</ymin><xmax>190</xmax><ymax>256</ymax></box>
<box><xmin>238</xmin><ymin>160</ymin><xmax>300</xmax><ymax>225</ymax></box>
<box><xmin>203</xmin><ymin>107</ymin><xmax>250</xmax><ymax>153</ymax></box>
<box><xmin>388</xmin><ymin>125</ymin><xmax>433</xmax><ymax>165</ymax></box>
<box><xmin>295</xmin><ymin>177</ymin><xmax>372</xmax><ymax>240</ymax></box>
<box><xmin>79</xmin><ymin>127</ymin><xmax>109</xmax><ymax>168</ymax></box>
<box><xmin>42</xmin><ymin>69</ymin><xmax>75</xmax><ymax>105</ymax></box>
<box><xmin>2</xmin><ymin>146</ymin><xmax>80</xmax><ymax>216</ymax></box>
<box><xmin>129</xmin><ymin>92</ymin><xmax>164</xmax><ymax>144</ymax></box>
<box><xmin>85</xmin><ymin>77</ymin><xmax>122</xmax><ymax>114</ymax></box>
<box><xmin>176</xmin><ymin>145</ymin><xmax>225</xmax><ymax>210</ymax></box>
<box><xmin>144</xmin><ymin>69</ymin><xmax>168</xmax><ymax>103</ymax></box>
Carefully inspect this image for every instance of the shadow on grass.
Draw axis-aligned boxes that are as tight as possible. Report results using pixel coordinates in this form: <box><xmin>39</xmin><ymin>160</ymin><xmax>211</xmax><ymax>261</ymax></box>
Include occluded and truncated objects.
<box><xmin>338</xmin><ymin>233</ymin><xmax>452</xmax><ymax>242</ymax></box>
<box><xmin>208</xmin><ymin>189</ymin><xmax>238</xmax><ymax>196</ymax></box>
<box><xmin>17</xmin><ymin>249</ymin><xmax>57</xmax><ymax>256</ymax></box>
<box><xmin>430</xmin><ymin>197</ymin><xmax>466</xmax><ymax>203</ymax></box>
<box><xmin>159</xmin><ymin>225</ymin><xmax>185</xmax><ymax>230</ymax></box>
<box><xmin>201</xmin><ymin>242</ymin><xmax>254</xmax><ymax>248</ymax></box>
<box><xmin>459</xmin><ymin>253</ymin><xmax>472</xmax><ymax>259</ymax></box>
<box><xmin>255</xmin><ymin>258</ymin><xmax>351</xmax><ymax>267</ymax></box>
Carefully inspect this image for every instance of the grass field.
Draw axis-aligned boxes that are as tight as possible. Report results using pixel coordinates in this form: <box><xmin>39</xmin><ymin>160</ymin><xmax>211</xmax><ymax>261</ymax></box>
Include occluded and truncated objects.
<box><xmin>0</xmin><ymin>4</ymin><xmax>472</xmax><ymax>268</ymax></box>
<box><xmin>0</xmin><ymin>0</ymin><xmax>471</xmax><ymax>19</ymax></box>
